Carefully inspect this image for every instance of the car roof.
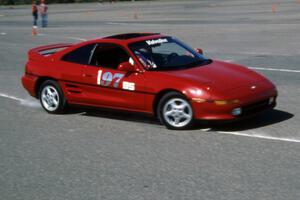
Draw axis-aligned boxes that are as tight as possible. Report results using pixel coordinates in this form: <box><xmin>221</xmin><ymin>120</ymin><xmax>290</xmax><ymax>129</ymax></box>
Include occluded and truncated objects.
<box><xmin>85</xmin><ymin>33</ymin><xmax>166</xmax><ymax>46</ymax></box>
<box><xmin>103</xmin><ymin>33</ymin><xmax>160</xmax><ymax>40</ymax></box>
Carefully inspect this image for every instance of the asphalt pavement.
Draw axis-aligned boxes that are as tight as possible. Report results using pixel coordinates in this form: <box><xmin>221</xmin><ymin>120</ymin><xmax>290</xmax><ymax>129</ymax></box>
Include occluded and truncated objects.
<box><xmin>0</xmin><ymin>0</ymin><xmax>300</xmax><ymax>199</ymax></box>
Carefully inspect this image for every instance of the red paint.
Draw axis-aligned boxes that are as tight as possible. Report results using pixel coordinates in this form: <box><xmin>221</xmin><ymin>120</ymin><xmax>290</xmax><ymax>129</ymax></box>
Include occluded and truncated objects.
<box><xmin>22</xmin><ymin>33</ymin><xmax>277</xmax><ymax>120</ymax></box>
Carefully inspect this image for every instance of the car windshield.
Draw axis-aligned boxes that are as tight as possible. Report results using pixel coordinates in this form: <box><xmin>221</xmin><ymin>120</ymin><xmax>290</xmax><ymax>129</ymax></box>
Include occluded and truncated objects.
<box><xmin>128</xmin><ymin>37</ymin><xmax>211</xmax><ymax>71</ymax></box>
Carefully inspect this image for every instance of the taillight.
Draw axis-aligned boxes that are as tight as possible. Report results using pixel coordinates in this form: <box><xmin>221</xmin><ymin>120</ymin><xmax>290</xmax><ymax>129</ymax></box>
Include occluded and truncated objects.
<box><xmin>25</xmin><ymin>63</ymin><xmax>30</xmax><ymax>74</ymax></box>
<box><xmin>25</xmin><ymin>64</ymin><xmax>28</xmax><ymax>74</ymax></box>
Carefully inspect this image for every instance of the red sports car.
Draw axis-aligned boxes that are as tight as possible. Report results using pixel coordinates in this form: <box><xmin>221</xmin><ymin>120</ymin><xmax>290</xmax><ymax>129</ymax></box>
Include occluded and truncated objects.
<box><xmin>22</xmin><ymin>33</ymin><xmax>277</xmax><ymax>129</ymax></box>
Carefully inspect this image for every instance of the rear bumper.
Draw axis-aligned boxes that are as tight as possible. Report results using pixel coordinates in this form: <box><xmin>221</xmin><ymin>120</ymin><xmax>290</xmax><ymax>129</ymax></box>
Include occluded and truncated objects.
<box><xmin>21</xmin><ymin>74</ymin><xmax>38</xmax><ymax>97</ymax></box>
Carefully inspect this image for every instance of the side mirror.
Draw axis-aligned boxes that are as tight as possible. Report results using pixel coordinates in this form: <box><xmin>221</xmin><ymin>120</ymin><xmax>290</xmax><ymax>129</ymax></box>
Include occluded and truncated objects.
<box><xmin>117</xmin><ymin>61</ymin><xmax>137</xmax><ymax>72</ymax></box>
<box><xmin>195</xmin><ymin>48</ymin><xmax>203</xmax><ymax>55</ymax></box>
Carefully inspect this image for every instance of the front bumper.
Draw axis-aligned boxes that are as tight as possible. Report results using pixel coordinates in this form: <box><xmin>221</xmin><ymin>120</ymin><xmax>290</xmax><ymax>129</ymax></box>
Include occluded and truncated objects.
<box><xmin>191</xmin><ymin>89</ymin><xmax>277</xmax><ymax>120</ymax></box>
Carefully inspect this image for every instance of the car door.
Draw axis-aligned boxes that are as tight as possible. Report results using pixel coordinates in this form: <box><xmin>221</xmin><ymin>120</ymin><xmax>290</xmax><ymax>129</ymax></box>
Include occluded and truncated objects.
<box><xmin>58</xmin><ymin>43</ymin><xmax>96</xmax><ymax>103</ymax></box>
<box><xmin>80</xmin><ymin>43</ymin><xmax>146</xmax><ymax>111</ymax></box>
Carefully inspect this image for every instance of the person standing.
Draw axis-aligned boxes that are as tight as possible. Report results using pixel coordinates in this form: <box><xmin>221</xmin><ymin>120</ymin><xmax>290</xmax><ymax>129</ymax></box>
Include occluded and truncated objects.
<box><xmin>39</xmin><ymin>0</ymin><xmax>48</xmax><ymax>28</ymax></box>
<box><xmin>32</xmin><ymin>0</ymin><xmax>38</xmax><ymax>26</ymax></box>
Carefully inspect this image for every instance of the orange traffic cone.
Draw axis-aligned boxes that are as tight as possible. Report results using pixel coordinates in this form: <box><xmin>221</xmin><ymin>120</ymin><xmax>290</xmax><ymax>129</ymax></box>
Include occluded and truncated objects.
<box><xmin>32</xmin><ymin>26</ymin><xmax>38</xmax><ymax>36</ymax></box>
<box><xmin>272</xmin><ymin>4</ymin><xmax>277</xmax><ymax>13</ymax></box>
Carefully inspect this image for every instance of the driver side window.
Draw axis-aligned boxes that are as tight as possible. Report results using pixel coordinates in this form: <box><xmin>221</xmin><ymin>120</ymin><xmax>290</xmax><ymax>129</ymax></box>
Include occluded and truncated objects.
<box><xmin>90</xmin><ymin>43</ymin><xmax>130</xmax><ymax>69</ymax></box>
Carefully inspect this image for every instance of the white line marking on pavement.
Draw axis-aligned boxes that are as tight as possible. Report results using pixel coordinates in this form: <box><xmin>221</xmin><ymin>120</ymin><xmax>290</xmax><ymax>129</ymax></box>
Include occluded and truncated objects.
<box><xmin>106</xmin><ymin>22</ymin><xmax>165</xmax><ymax>27</ymax></box>
<box><xmin>0</xmin><ymin>93</ymin><xmax>40</xmax><ymax>108</ymax></box>
<box><xmin>20</xmin><ymin>99</ymin><xmax>40</xmax><ymax>107</ymax></box>
<box><xmin>0</xmin><ymin>93</ymin><xmax>22</xmax><ymax>101</ymax></box>
<box><xmin>1</xmin><ymin>91</ymin><xmax>298</xmax><ymax>143</ymax></box>
<box><xmin>107</xmin><ymin>22</ymin><xmax>130</xmax><ymax>26</ymax></box>
<box><xmin>67</xmin><ymin>37</ymin><xmax>87</xmax><ymax>41</ymax></box>
<box><xmin>223</xmin><ymin>59</ymin><xmax>234</xmax><ymax>63</ymax></box>
<box><xmin>37</xmin><ymin>33</ymin><xmax>87</xmax><ymax>41</ymax></box>
<box><xmin>222</xmin><ymin>60</ymin><xmax>300</xmax><ymax>73</ymax></box>
<box><xmin>1</xmin><ymin>32</ymin><xmax>6</xmax><ymax>35</ymax></box>
<box><xmin>217</xmin><ymin>131</ymin><xmax>300</xmax><ymax>143</ymax></box>
<box><xmin>242</xmin><ymin>52</ymin><xmax>292</xmax><ymax>56</ymax></box>
<box><xmin>199</xmin><ymin>128</ymin><xmax>212</xmax><ymax>132</ymax></box>
<box><xmin>248</xmin><ymin>67</ymin><xmax>300</xmax><ymax>73</ymax></box>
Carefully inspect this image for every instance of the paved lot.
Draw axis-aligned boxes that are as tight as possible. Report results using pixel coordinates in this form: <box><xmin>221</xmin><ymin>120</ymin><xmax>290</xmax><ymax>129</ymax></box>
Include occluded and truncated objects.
<box><xmin>0</xmin><ymin>0</ymin><xmax>300</xmax><ymax>199</ymax></box>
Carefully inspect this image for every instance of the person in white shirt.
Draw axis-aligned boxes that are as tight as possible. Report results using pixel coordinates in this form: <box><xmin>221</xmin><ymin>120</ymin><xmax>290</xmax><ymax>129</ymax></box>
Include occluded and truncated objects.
<box><xmin>39</xmin><ymin>0</ymin><xmax>48</xmax><ymax>27</ymax></box>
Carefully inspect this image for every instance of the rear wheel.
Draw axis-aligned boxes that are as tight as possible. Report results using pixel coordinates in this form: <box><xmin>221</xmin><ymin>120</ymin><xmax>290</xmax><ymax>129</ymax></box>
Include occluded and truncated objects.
<box><xmin>39</xmin><ymin>80</ymin><xmax>66</xmax><ymax>114</ymax></box>
<box><xmin>157</xmin><ymin>92</ymin><xmax>194</xmax><ymax>130</ymax></box>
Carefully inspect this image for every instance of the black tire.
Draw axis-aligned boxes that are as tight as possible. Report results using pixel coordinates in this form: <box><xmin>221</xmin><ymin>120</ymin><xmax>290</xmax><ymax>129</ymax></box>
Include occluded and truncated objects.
<box><xmin>157</xmin><ymin>92</ymin><xmax>195</xmax><ymax>130</ymax></box>
<box><xmin>39</xmin><ymin>80</ymin><xmax>67</xmax><ymax>114</ymax></box>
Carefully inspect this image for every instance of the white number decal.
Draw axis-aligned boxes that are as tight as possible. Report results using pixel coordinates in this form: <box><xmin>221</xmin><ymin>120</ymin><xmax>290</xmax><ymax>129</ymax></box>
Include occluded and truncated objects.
<box><xmin>97</xmin><ymin>70</ymin><xmax>125</xmax><ymax>88</ymax></box>
<box><xmin>97</xmin><ymin>70</ymin><xmax>102</xmax><ymax>85</ymax></box>
<box><xmin>123</xmin><ymin>81</ymin><xmax>135</xmax><ymax>91</ymax></box>
<box><xmin>113</xmin><ymin>73</ymin><xmax>124</xmax><ymax>88</ymax></box>
<box><xmin>102</xmin><ymin>72</ymin><xmax>113</xmax><ymax>86</ymax></box>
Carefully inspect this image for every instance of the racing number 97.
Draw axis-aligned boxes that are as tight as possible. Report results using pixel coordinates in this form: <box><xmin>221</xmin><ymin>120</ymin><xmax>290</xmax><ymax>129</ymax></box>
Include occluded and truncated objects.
<box><xmin>97</xmin><ymin>70</ymin><xmax>125</xmax><ymax>88</ymax></box>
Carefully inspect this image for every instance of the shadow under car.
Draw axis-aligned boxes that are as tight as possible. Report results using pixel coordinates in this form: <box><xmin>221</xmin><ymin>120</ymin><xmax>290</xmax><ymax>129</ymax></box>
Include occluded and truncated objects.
<box><xmin>65</xmin><ymin>106</ymin><xmax>293</xmax><ymax>131</ymax></box>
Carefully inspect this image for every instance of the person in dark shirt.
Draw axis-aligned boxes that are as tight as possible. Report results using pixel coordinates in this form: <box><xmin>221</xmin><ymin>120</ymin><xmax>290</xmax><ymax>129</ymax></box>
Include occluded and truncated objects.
<box><xmin>32</xmin><ymin>0</ymin><xmax>38</xmax><ymax>26</ymax></box>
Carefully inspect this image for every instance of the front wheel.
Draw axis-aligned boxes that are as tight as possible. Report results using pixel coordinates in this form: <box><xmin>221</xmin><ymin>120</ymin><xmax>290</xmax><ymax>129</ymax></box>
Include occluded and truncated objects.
<box><xmin>39</xmin><ymin>80</ymin><xmax>66</xmax><ymax>114</ymax></box>
<box><xmin>157</xmin><ymin>92</ymin><xmax>194</xmax><ymax>130</ymax></box>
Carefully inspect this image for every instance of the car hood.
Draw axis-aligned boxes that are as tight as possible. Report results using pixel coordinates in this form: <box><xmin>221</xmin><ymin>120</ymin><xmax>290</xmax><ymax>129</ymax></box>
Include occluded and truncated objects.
<box><xmin>162</xmin><ymin>60</ymin><xmax>267</xmax><ymax>91</ymax></box>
